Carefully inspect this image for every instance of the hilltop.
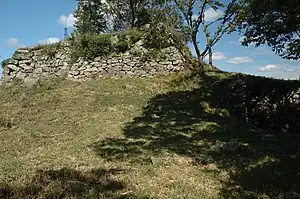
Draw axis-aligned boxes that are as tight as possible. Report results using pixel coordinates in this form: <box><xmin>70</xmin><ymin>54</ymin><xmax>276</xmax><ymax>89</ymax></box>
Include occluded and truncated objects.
<box><xmin>0</xmin><ymin>25</ymin><xmax>300</xmax><ymax>199</ymax></box>
<box><xmin>0</xmin><ymin>68</ymin><xmax>299</xmax><ymax>198</ymax></box>
<box><xmin>1</xmin><ymin>0</ymin><xmax>300</xmax><ymax>197</ymax></box>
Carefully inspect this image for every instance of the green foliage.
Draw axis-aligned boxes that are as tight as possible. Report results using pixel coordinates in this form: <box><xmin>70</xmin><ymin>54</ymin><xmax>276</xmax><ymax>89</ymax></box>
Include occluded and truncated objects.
<box><xmin>1</xmin><ymin>58</ymin><xmax>11</xmax><ymax>69</ymax></box>
<box><xmin>144</xmin><ymin>49</ymin><xmax>167</xmax><ymax>61</ymax></box>
<box><xmin>141</xmin><ymin>3</ymin><xmax>187</xmax><ymax>51</ymax></box>
<box><xmin>113</xmin><ymin>28</ymin><xmax>144</xmax><ymax>53</ymax></box>
<box><xmin>114</xmin><ymin>39</ymin><xmax>130</xmax><ymax>53</ymax></box>
<box><xmin>70</xmin><ymin>33</ymin><xmax>113</xmax><ymax>61</ymax></box>
<box><xmin>70</xmin><ymin>29</ymin><xmax>145</xmax><ymax>61</ymax></box>
<box><xmin>113</xmin><ymin>32</ymin><xmax>132</xmax><ymax>53</ymax></box>
<box><xmin>235</xmin><ymin>0</ymin><xmax>300</xmax><ymax>60</ymax></box>
<box><xmin>123</xmin><ymin>28</ymin><xmax>144</xmax><ymax>44</ymax></box>
<box><xmin>42</xmin><ymin>43</ymin><xmax>61</xmax><ymax>58</ymax></box>
<box><xmin>144</xmin><ymin>23</ymin><xmax>175</xmax><ymax>49</ymax></box>
<box><xmin>74</xmin><ymin>0</ymin><xmax>107</xmax><ymax>34</ymax></box>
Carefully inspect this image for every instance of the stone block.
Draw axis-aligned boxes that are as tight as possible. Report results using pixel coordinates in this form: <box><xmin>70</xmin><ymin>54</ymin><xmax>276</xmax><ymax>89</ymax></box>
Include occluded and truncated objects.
<box><xmin>6</xmin><ymin>64</ymin><xmax>20</xmax><ymax>71</ymax></box>
<box><xmin>85</xmin><ymin>67</ymin><xmax>98</xmax><ymax>72</ymax></box>
<box><xmin>16</xmin><ymin>72</ymin><xmax>26</xmax><ymax>80</ymax></box>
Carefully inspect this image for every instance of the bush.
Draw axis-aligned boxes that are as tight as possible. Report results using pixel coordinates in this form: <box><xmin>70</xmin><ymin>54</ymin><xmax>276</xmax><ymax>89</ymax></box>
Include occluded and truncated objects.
<box><xmin>70</xmin><ymin>29</ymin><xmax>145</xmax><ymax>61</ymax></box>
<box><xmin>42</xmin><ymin>43</ymin><xmax>61</xmax><ymax>58</ymax></box>
<box><xmin>70</xmin><ymin>33</ymin><xmax>113</xmax><ymax>61</ymax></box>
<box><xmin>124</xmin><ymin>28</ymin><xmax>144</xmax><ymax>44</ymax></box>
<box><xmin>112</xmin><ymin>28</ymin><xmax>144</xmax><ymax>53</ymax></box>
<box><xmin>144</xmin><ymin>23</ymin><xmax>174</xmax><ymax>49</ymax></box>
<box><xmin>114</xmin><ymin>39</ymin><xmax>130</xmax><ymax>53</ymax></box>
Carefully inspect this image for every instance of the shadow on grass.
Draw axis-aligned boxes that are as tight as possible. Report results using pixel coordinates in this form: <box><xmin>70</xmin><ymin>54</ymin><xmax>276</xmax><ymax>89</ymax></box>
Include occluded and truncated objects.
<box><xmin>93</xmin><ymin>73</ymin><xmax>300</xmax><ymax>198</ymax></box>
<box><xmin>0</xmin><ymin>167</ymin><xmax>134</xmax><ymax>199</ymax></box>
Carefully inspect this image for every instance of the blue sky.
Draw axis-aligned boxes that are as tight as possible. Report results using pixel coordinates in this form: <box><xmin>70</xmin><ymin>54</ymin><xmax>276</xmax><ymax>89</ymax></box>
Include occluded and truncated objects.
<box><xmin>0</xmin><ymin>0</ymin><xmax>299</xmax><ymax>79</ymax></box>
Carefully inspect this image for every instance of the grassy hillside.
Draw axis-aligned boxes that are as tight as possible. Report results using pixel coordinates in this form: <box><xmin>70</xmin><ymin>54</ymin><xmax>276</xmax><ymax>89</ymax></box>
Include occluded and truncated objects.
<box><xmin>0</xmin><ymin>72</ymin><xmax>299</xmax><ymax>198</ymax></box>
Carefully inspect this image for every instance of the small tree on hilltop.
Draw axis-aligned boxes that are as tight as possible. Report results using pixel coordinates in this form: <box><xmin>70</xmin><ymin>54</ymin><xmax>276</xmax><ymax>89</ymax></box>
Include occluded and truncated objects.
<box><xmin>173</xmin><ymin>0</ymin><xmax>239</xmax><ymax>73</ymax></box>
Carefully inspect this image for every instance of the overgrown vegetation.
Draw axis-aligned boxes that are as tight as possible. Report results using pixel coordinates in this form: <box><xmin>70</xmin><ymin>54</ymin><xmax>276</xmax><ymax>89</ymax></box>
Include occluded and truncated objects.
<box><xmin>33</xmin><ymin>42</ymin><xmax>61</xmax><ymax>58</ymax></box>
<box><xmin>70</xmin><ymin>33</ymin><xmax>113</xmax><ymax>61</ymax></box>
<box><xmin>143</xmin><ymin>23</ymin><xmax>181</xmax><ymax>50</ymax></box>
<box><xmin>113</xmin><ymin>29</ymin><xmax>144</xmax><ymax>52</ymax></box>
<box><xmin>68</xmin><ymin>27</ymin><xmax>184</xmax><ymax>62</ymax></box>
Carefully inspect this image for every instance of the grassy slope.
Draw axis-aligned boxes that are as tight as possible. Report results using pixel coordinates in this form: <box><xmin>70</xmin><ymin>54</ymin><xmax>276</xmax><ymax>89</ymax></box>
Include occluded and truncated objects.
<box><xmin>0</xmin><ymin>72</ymin><xmax>299</xmax><ymax>199</ymax></box>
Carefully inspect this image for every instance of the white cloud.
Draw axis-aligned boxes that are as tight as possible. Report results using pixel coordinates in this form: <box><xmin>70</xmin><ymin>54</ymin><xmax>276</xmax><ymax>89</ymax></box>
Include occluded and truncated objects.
<box><xmin>58</xmin><ymin>14</ymin><xmax>76</xmax><ymax>28</ymax></box>
<box><xmin>205</xmin><ymin>52</ymin><xmax>227</xmax><ymax>61</ymax></box>
<box><xmin>39</xmin><ymin>37</ymin><xmax>60</xmax><ymax>45</ymax></box>
<box><xmin>258</xmin><ymin>64</ymin><xmax>299</xmax><ymax>73</ymax></box>
<box><xmin>283</xmin><ymin>66</ymin><xmax>299</xmax><ymax>72</ymax></box>
<box><xmin>226</xmin><ymin>56</ymin><xmax>254</xmax><ymax>64</ymax></box>
<box><xmin>259</xmin><ymin>64</ymin><xmax>280</xmax><ymax>72</ymax></box>
<box><xmin>204</xmin><ymin>8</ymin><xmax>223</xmax><ymax>22</ymax></box>
<box><xmin>212</xmin><ymin>52</ymin><xmax>227</xmax><ymax>60</ymax></box>
<box><xmin>5</xmin><ymin>37</ymin><xmax>19</xmax><ymax>47</ymax></box>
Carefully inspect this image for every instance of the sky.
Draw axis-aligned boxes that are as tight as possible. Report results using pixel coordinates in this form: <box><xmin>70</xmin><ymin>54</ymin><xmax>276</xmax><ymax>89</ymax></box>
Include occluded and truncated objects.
<box><xmin>0</xmin><ymin>0</ymin><xmax>299</xmax><ymax>80</ymax></box>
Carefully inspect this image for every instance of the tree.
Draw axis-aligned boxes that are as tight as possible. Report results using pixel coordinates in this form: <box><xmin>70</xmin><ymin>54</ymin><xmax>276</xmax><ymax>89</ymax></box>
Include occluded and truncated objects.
<box><xmin>103</xmin><ymin>0</ymin><xmax>149</xmax><ymax>30</ymax></box>
<box><xmin>201</xmin><ymin>1</ymin><xmax>238</xmax><ymax>66</ymax></box>
<box><xmin>74</xmin><ymin>0</ymin><xmax>182</xmax><ymax>33</ymax></box>
<box><xmin>235</xmin><ymin>0</ymin><xmax>300</xmax><ymax>60</ymax></box>
<box><xmin>74</xmin><ymin>0</ymin><xmax>108</xmax><ymax>34</ymax></box>
<box><xmin>173</xmin><ymin>0</ymin><xmax>238</xmax><ymax>72</ymax></box>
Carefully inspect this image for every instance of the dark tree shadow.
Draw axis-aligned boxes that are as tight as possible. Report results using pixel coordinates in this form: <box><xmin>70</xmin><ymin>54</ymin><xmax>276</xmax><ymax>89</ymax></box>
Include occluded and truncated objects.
<box><xmin>211</xmin><ymin>73</ymin><xmax>300</xmax><ymax>134</ymax></box>
<box><xmin>0</xmin><ymin>167</ymin><xmax>133</xmax><ymax>199</ymax></box>
<box><xmin>93</xmin><ymin>73</ymin><xmax>300</xmax><ymax>198</ymax></box>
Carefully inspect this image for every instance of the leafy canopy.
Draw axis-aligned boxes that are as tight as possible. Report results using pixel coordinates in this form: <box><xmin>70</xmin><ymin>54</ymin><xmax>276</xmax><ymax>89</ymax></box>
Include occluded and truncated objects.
<box><xmin>235</xmin><ymin>0</ymin><xmax>300</xmax><ymax>60</ymax></box>
<box><xmin>74</xmin><ymin>0</ymin><xmax>108</xmax><ymax>34</ymax></box>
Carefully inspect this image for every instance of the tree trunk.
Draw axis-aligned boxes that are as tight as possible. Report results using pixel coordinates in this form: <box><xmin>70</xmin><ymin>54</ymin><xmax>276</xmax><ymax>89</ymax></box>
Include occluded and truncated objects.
<box><xmin>129</xmin><ymin>0</ymin><xmax>135</xmax><ymax>28</ymax></box>
<box><xmin>208</xmin><ymin>48</ymin><xmax>212</xmax><ymax>66</ymax></box>
<box><xmin>191</xmin><ymin>36</ymin><xmax>205</xmax><ymax>74</ymax></box>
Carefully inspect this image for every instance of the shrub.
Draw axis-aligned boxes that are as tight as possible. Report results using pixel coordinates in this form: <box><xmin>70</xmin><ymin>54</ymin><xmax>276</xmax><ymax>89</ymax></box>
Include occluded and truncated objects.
<box><xmin>42</xmin><ymin>43</ymin><xmax>61</xmax><ymax>58</ymax></box>
<box><xmin>115</xmin><ymin>39</ymin><xmax>130</xmax><ymax>53</ymax></box>
<box><xmin>143</xmin><ymin>22</ymin><xmax>187</xmax><ymax>52</ymax></box>
<box><xmin>124</xmin><ymin>28</ymin><xmax>144</xmax><ymax>44</ymax></box>
<box><xmin>112</xmin><ymin>28</ymin><xmax>144</xmax><ymax>53</ymax></box>
<box><xmin>70</xmin><ymin>33</ymin><xmax>113</xmax><ymax>61</ymax></box>
<box><xmin>70</xmin><ymin>29</ymin><xmax>145</xmax><ymax>61</ymax></box>
<box><xmin>144</xmin><ymin>23</ymin><xmax>173</xmax><ymax>49</ymax></box>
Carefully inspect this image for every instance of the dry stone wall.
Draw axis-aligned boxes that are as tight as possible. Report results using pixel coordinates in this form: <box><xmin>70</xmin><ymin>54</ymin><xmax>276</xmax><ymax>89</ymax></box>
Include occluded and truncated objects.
<box><xmin>1</xmin><ymin>41</ymin><xmax>185</xmax><ymax>83</ymax></box>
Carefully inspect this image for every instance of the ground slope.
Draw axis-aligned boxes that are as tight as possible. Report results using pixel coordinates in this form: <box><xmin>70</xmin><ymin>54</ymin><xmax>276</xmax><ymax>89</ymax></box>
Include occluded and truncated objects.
<box><xmin>0</xmin><ymin>72</ymin><xmax>299</xmax><ymax>198</ymax></box>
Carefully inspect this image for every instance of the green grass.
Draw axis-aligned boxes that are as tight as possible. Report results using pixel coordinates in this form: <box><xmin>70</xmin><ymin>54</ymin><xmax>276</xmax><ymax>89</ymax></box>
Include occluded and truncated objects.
<box><xmin>0</xmin><ymin>72</ymin><xmax>299</xmax><ymax>198</ymax></box>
